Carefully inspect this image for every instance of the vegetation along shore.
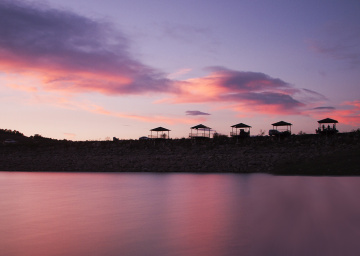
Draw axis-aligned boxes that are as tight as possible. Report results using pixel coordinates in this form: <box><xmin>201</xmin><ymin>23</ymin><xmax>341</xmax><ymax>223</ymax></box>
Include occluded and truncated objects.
<box><xmin>1</xmin><ymin>128</ymin><xmax>360</xmax><ymax>175</ymax></box>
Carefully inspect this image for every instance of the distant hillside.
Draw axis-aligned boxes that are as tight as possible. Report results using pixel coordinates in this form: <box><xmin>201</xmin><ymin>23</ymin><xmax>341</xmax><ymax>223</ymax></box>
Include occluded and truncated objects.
<box><xmin>0</xmin><ymin>129</ymin><xmax>28</xmax><ymax>142</ymax></box>
<box><xmin>0</xmin><ymin>129</ymin><xmax>57</xmax><ymax>143</ymax></box>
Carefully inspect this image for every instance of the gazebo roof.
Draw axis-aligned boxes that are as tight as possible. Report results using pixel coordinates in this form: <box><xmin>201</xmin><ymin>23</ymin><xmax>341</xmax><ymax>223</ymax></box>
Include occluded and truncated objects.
<box><xmin>231</xmin><ymin>123</ymin><xmax>252</xmax><ymax>128</ymax></box>
<box><xmin>150</xmin><ymin>126</ymin><xmax>170</xmax><ymax>132</ymax></box>
<box><xmin>272</xmin><ymin>121</ymin><xmax>292</xmax><ymax>126</ymax></box>
<box><xmin>318</xmin><ymin>118</ymin><xmax>338</xmax><ymax>124</ymax></box>
<box><xmin>191</xmin><ymin>124</ymin><xmax>211</xmax><ymax>129</ymax></box>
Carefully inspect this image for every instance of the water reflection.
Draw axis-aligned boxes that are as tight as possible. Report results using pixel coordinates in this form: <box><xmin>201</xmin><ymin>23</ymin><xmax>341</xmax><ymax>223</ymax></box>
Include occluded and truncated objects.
<box><xmin>0</xmin><ymin>172</ymin><xmax>360</xmax><ymax>256</ymax></box>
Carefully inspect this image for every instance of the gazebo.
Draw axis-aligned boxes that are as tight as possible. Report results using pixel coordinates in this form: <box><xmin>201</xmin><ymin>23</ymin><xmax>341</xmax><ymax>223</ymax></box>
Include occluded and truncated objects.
<box><xmin>149</xmin><ymin>127</ymin><xmax>171</xmax><ymax>139</ymax></box>
<box><xmin>230</xmin><ymin>123</ymin><xmax>251</xmax><ymax>137</ymax></box>
<box><xmin>316</xmin><ymin>118</ymin><xmax>338</xmax><ymax>135</ymax></box>
<box><xmin>189</xmin><ymin>124</ymin><xmax>211</xmax><ymax>139</ymax></box>
<box><xmin>269</xmin><ymin>121</ymin><xmax>292</xmax><ymax>136</ymax></box>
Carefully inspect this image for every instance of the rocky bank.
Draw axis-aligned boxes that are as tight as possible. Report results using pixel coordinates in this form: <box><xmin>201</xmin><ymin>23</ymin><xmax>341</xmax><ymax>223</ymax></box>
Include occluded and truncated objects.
<box><xmin>1</xmin><ymin>132</ymin><xmax>359</xmax><ymax>175</ymax></box>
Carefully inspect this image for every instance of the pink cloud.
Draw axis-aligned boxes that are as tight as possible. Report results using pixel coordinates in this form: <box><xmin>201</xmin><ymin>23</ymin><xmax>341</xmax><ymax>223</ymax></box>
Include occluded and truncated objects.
<box><xmin>64</xmin><ymin>133</ymin><xmax>76</xmax><ymax>140</ymax></box>
<box><xmin>4</xmin><ymin>80</ymin><xmax>38</xmax><ymax>93</ymax></box>
<box><xmin>162</xmin><ymin>67</ymin><xmax>309</xmax><ymax>116</ymax></box>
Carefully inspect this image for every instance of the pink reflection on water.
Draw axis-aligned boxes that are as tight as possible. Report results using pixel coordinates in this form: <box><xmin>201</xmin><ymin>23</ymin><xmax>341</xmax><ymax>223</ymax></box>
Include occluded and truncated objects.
<box><xmin>245</xmin><ymin>175</ymin><xmax>360</xmax><ymax>256</ymax></box>
<box><xmin>1</xmin><ymin>172</ymin><xmax>360</xmax><ymax>256</ymax></box>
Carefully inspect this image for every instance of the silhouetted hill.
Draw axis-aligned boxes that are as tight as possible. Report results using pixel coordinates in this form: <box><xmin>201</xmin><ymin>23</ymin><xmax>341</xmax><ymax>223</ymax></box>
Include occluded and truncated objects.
<box><xmin>0</xmin><ymin>129</ymin><xmax>60</xmax><ymax>144</ymax></box>
<box><xmin>0</xmin><ymin>128</ymin><xmax>359</xmax><ymax>175</ymax></box>
<box><xmin>0</xmin><ymin>129</ymin><xmax>29</xmax><ymax>143</ymax></box>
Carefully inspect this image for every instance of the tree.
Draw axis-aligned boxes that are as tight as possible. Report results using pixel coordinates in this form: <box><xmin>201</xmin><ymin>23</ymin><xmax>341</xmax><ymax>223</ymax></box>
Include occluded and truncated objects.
<box><xmin>258</xmin><ymin>129</ymin><xmax>265</xmax><ymax>136</ymax></box>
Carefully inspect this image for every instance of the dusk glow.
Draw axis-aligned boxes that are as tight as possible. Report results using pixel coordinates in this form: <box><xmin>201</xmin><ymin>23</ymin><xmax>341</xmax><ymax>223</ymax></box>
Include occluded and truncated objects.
<box><xmin>1</xmin><ymin>0</ymin><xmax>359</xmax><ymax>140</ymax></box>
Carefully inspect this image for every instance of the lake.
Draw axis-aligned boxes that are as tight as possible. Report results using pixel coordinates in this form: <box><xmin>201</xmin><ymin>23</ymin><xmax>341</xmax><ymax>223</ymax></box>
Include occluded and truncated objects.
<box><xmin>1</xmin><ymin>172</ymin><xmax>360</xmax><ymax>256</ymax></box>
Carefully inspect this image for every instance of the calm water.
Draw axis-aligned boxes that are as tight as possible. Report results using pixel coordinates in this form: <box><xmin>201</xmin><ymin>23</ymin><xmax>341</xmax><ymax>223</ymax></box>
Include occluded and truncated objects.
<box><xmin>1</xmin><ymin>172</ymin><xmax>360</xmax><ymax>256</ymax></box>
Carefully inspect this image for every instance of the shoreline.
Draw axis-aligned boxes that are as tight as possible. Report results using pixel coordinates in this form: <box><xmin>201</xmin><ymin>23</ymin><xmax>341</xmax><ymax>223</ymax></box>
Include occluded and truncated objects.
<box><xmin>1</xmin><ymin>133</ymin><xmax>359</xmax><ymax>175</ymax></box>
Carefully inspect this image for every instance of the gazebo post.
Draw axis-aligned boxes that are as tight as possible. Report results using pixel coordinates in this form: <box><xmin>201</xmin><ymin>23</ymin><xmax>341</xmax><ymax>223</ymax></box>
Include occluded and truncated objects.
<box><xmin>150</xmin><ymin>126</ymin><xmax>171</xmax><ymax>139</ymax></box>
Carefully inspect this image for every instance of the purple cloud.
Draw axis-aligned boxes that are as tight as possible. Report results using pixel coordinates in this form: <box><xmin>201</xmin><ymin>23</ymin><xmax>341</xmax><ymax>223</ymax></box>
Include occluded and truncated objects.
<box><xmin>223</xmin><ymin>92</ymin><xmax>304</xmax><ymax>108</ymax></box>
<box><xmin>207</xmin><ymin>66</ymin><xmax>295</xmax><ymax>93</ymax></box>
<box><xmin>186</xmin><ymin>110</ymin><xmax>211</xmax><ymax>116</ymax></box>
<box><xmin>166</xmin><ymin>67</ymin><xmax>328</xmax><ymax>115</ymax></box>
<box><xmin>0</xmin><ymin>0</ymin><xmax>173</xmax><ymax>94</ymax></box>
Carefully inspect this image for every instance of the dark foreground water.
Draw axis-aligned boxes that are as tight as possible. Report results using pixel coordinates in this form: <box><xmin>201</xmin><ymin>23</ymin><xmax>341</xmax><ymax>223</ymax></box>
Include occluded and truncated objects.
<box><xmin>1</xmin><ymin>172</ymin><xmax>360</xmax><ymax>256</ymax></box>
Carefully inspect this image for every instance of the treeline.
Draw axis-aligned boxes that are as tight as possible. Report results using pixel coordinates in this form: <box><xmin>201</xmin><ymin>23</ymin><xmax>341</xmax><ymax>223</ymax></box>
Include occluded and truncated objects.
<box><xmin>0</xmin><ymin>129</ymin><xmax>57</xmax><ymax>141</ymax></box>
<box><xmin>0</xmin><ymin>129</ymin><xmax>24</xmax><ymax>136</ymax></box>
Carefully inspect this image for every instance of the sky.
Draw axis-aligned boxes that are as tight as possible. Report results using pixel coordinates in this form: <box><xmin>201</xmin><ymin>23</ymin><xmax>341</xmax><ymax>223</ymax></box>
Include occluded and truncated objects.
<box><xmin>1</xmin><ymin>0</ymin><xmax>359</xmax><ymax>140</ymax></box>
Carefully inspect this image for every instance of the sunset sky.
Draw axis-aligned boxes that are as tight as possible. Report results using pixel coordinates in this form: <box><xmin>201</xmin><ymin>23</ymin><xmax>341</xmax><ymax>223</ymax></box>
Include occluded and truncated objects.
<box><xmin>1</xmin><ymin>0</ymin><xmax>359</xmax><ymax>140</ymax></box>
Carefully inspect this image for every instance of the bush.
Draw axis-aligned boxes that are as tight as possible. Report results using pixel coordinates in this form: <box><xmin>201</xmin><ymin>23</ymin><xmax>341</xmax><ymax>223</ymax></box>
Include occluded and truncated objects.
<box><xmin>0</xmin><ymin>129</ymin><xmax>24</xmax><ymax>136</ymax></box>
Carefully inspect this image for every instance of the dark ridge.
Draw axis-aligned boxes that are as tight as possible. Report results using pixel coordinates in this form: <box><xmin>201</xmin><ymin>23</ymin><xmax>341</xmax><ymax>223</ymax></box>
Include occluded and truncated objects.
<box><xmin>0</xmin><ymin>129</ymin><xmax>359</xmax><ymax>175</ymax></box>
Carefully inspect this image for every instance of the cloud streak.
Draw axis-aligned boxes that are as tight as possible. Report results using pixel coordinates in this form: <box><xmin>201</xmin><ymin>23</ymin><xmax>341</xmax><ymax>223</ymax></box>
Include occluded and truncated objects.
<box><xmin>312</xmin><ymin>106</ymin><xmax>335</xmax><ymax>110</ymax></box>
<box><xmin>186</xmin><ymin>110</ymin><xmax>211</xmax><ymax>116</ymax></box>
<box><xmin>308</xmin><ymin>22</ymin><xmax>360</xmax><ymax>68</ymax></box>
<box><xmin>78</xmin><ymin>104</ymin><xmax>207</xmax><ymax>125</ymax></box>
<box><xmin>26</xmin><ymin>92</ymin><xmax>206</xmax><ymax>125</ymax></box>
